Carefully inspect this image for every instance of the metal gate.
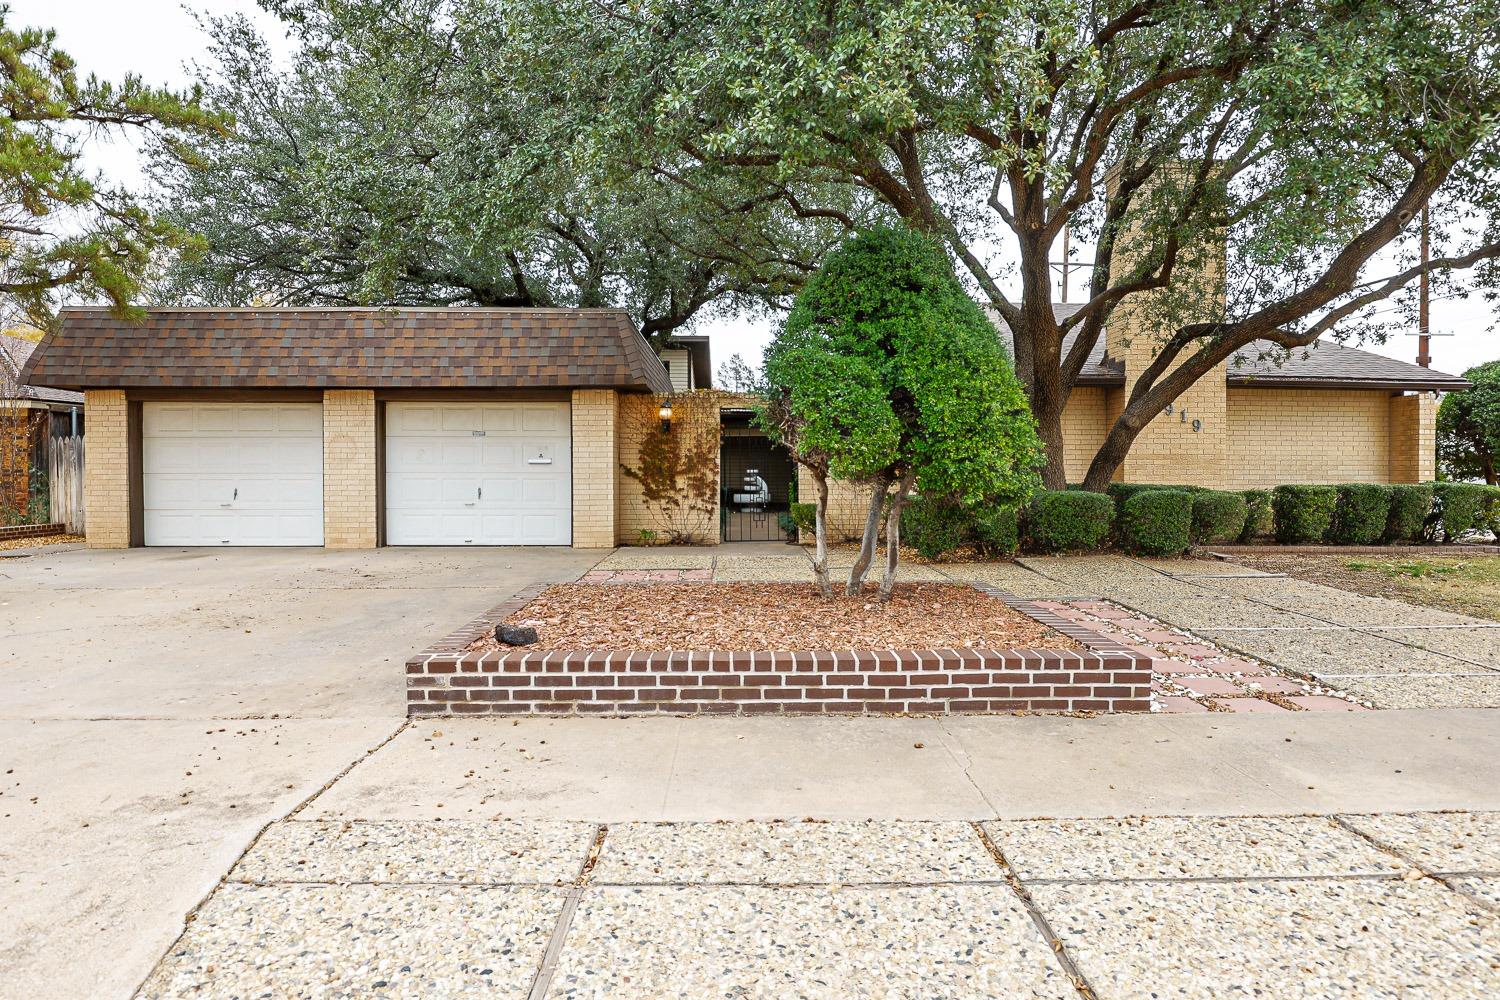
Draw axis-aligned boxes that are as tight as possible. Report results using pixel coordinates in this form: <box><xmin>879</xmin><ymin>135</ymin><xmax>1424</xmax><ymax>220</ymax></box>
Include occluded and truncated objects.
<box><xmin>720</xmin><ymin>433</ymin><xmax>796</xmax><ymax>542</ymax></box>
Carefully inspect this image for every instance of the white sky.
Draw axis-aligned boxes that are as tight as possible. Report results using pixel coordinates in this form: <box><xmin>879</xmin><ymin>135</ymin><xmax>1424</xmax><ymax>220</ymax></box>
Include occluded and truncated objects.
<box><xmin>21</xmin><ymin>0</ymin><xmax>1499</xmax><ymax>379</ymax></box>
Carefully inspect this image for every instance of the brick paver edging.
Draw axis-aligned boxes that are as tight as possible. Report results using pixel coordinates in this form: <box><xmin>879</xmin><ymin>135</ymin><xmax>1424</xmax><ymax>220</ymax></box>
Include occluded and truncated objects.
<box><xmin>405</xmin><ymin>582</ymin><xmax>1153</xmax><ymax>718</ymax></box>
<box><xmin>0</xmin><ymin>522</ymin><xmax>64</xmax><ymax>542</ymax></box>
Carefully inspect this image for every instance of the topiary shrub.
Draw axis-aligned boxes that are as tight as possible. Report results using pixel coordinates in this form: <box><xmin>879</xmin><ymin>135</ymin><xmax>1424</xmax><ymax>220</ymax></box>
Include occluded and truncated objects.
<box><xmin>1107</xmin><ymin>482</ymin><xmax>1203</xmax><ymax>514</ymax></box>
<box><xmin>901</xmin><ymin>495</ymin><xmax>970</xmax><ymax>559</ymax></box>
<box><xmin>972</xmin><ymin>505</ymin><xmax>1020</xmax><ymax>557</ymax></box>
<box><xmin>1240</xmin><ymin>490</ymin><xmax>1273</xmax><ymax>542</ymax></box>
<box><xmin>1428</xmin><ymin>482</ymin><xmax>1492</xmax><ymax>541</ymax></box>
<box><xmin>1024</xmin><ymin>489</ymin><xmax>1114</xmax><ymax>552</ymax></box>
<box><xmin>1383</xmin><ymin>484</ymin><xmax>1433</xmax><ymax>543</ymax></box>
<box><xmin>1191</xmin><ymin>490</ymin><xmax>1249</xmax><ymax>545</ymax></box>
<box><xmin>1118</xmin><ymin>489</ymin><xmax>1194</xmax><ymax>555</ymax></box>
<box><xmin>1329</xmin><ymin>483</ymin><xmax>1394</xmax><ymax>545</ymax></box>
<box><xmin>1272</xmin><ymin>485</ymin><xmax>1337</xmax><ymax>544</ymax></box>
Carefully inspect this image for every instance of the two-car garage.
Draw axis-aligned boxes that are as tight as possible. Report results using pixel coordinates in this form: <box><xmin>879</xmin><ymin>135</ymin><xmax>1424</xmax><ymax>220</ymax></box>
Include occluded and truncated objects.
<box><xmin>139</xmin><ymin>400</ymin><xmax>573</xmax><ymax>547</ymax></box>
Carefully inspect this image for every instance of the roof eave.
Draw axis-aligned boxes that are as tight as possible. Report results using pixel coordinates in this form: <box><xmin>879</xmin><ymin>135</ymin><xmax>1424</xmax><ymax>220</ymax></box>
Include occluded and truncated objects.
<box><xmin>1228</xmin><ymin>376</ymin><xmax>1470</xmax><ymax>391</ymax></box>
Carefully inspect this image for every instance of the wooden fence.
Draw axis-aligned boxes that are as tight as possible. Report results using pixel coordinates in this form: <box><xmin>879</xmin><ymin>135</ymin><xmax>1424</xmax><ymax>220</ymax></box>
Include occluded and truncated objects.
<box><xmin>47</xmin><ymin>435</ymin><xmax>84</xmax><ymax>535</ymax></box>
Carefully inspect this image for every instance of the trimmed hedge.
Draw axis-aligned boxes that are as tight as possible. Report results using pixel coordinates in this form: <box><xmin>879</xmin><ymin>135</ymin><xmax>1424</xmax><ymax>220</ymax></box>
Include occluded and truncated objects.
<box><xmin>1107</xmin><ymin>482</ymin><xmax>1203</xmax><ymax>514</ymax></box>
<box><xmin>1428</xmin><ymin>482</ymin><xmax>1493</xmax><ymax>542</ymax></box>
<box><xmin>1119</xmin><ymin>490</ymin><xmax>1194</xmax><ymax>555</ymax></box>
<box><xmin>1240</xmin><ymin>490</ymin><xmax>1273</xmax><ymax>542</ymax></box>
<box><xmin>788</xmin><ymin>503</ymin><xmax>817</xmax><ymax>533</ymax></box>
<box><xmin>1272</xmin><ymin>485</ymin><xmax>1337</xmax><ymax>544</ymax></box>
<box><xmin>1329</xmin><ymin>483</ymin><xmax>1394</xmax><ymax>545</ymax></box>
<box><xmin>1384</xmin><ymin>484</ymin><xmax>1433</xmax><ymax>543</ymax></box>
<box><xmin>1024</xmin><ymin>490</ymin><xmax>1114</xmax><ymax>552</ymax></box>
<box><xmin>901</xmin><ymin>496</ymin><xmax>970</xmax><ymax>559</ymax></box>
<box><xmin>1191</xmin><ymin>490</ymin><xmax>1250</xmax><ymax>545</ymax></box>
<box><xmin>973</xmin><ymin>506</ymin><xmax>1020</xmax><ymax>557</ymax></box>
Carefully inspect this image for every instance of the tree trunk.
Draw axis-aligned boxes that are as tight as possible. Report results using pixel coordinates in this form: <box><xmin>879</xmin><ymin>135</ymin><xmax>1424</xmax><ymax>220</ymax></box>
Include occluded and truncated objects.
<box><xmin>1030</xmin><ymin>383</ymin><xmax>1069</xmax><ymax>490</ymax></box>
<box><xmin>846</xmin><ymin>473</ymin><xmax>892</xmax><ymax>595</ymax></box>
<box><xmin>1081</xmin><ymin>404</ymin><xmax>1151</xmax><ymax>492</ymax></box>
<box><xmin>810</xmin><ymin>468</ymin><xmax>832</xmax><ymax>599</ymax></box>
<box><xmin>877</xmin><ymin>469</ymin><xmax>917</xmax><ymax>603</ymax></box>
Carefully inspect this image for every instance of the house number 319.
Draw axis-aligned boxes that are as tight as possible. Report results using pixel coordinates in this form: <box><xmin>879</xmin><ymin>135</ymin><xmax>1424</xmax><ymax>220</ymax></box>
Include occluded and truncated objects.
<box><xmin>1162</xmin><ymin>403</ymin><xmax>1202</xmax><ymax>433</ymax></box>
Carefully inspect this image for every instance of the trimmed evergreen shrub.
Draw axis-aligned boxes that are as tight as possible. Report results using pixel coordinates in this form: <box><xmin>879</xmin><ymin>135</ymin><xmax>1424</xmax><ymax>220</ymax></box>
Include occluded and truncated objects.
<box><xmin>1107</xmin><ymin>481</ymin><xmax>1204</xmax><ymax>513</ymax></box>
<box><xmin>1383</xmin><ymin>484</ymin><xmax>1433</xmax><ymax>543</ymax></box>
<box><xmin>1329</xmin><ymin>483</ymin><xmax>1394</xmax><ymax>545</ymax></box>
<box><xmin>1119</xmin><ymin>489</ymin><xmax>1194</xmax><ymax>555</ymax></box>
<box><xmin>1428</xmin><ymin>482</ymin><xmax>1492</xmax><ymax>541</ymax></box>
<box><xmin>1191</xmin><ymin>490</ymin><xmax>1249</xmax><ymax>545</ymax></box>
<box><xmin>972</xmin><ymin>506</ymin><xmax>1020</xmax><ymax>557</ymax></box>
<box><xmin>1240</xmin><ymin>490</ymin><xmax>1273</xmax><ymax>542</ymax></box>
<box><xmin>1024</xmin><ymin>490</ymin><xmax>1114</xmax><ymax>552</ymax></box>
<box><xmin>788</xmin><ymin>503</ymin><xmax>817</xmax><ymax>533</ymax></box>
<box><xmin>901</xmin><ymin>495</ymin><xmax>969</xmax><ymax>559</ymax></box>
<box><xmin>1272</xmin><ymin>485</ymin><xmax>1337</xmax><ymax>543</ymax></box>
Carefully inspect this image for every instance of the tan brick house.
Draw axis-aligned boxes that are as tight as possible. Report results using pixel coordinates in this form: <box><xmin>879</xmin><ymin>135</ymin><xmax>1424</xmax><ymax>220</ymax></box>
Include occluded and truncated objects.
<box><xmin>1</xmin><ymin>334</ymin><xmax>84</xmax><ymax>519</ymax></box>
<box><xmin>21</xmin><ymin>303</ymin><xmax>1465</xmax><ymax>550</ymax></box>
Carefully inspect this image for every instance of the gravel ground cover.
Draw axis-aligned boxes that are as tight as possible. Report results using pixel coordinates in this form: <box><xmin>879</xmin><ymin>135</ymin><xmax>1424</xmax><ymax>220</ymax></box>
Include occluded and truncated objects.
<box><xmin>1221</xmin><ymin>552</ymin><xmax>1500</xmax><ymax>622</ymax></box>
<box><xmin>1451</xmin><ymin>877</ymin><xmax>1500</xmax><ymax>911</ymax></box>
<box><xmin>1135</xmin><ymin>558</ymin><xmax>1272</xmax><ymax>576</ymax></box>
<box><xmin>593</xmin><ymin>821</ymin><xmax>998</xmax><ymax>885</ymax></box>
<box><xmin>546</xmin><ymin>884</ymin><xmax>1076</xmax><ymax>999</ymax></box>
<box><xmin>138</xmin><ymin>883</ymin><xmax>563</xmax><ymax>999</ymax></box>
<box><xmin>231</xmin><ymin>819</ymin><xmax>596</xmax><ymax>885</ymax></box>
<box><xmin>1205</xmin><ymin>575</ymin><xmax>1487</xmax><ymax>627</ymax></box>
<box><xmin>1198</xmin><ymin>627</ymin><xmax>1480</xmax><ymax>679</ymax></box>
<box><xmin>474</xmin><ymin>582</ymin><xmax>1080</xmax><ymax>653</ymax></box>
<box><xmin>1032</xmin><ymin>877</ymin><xmax>1499</xmax><ymax>998</ymax></box>
<box><xmin>1341</xmin><ymin>812</ymin><xmax>1500</xmax><ymax>873</ymax></box>
<box><xmin>1332</xmin><ymin>674</ymin><xmax>1500</xmax><ymax>709</ymax></box>
<box><xmin>1365</xmin><ymin>627</ymin><xmax>1500</xmax><ymax>667</ymax></box>
<box><xmin>711</xmin><ymin>555</ymin><xmax>814</xmax><ymax>582</ymax></box>
<box><xmin>595</xmin><ymin>549</ymin><xmax>714</xmax><ymax>570</ymax></box>
<box><xmin>987</xmin><ymin>816</ymin><xmax>1401</xmax><ymax>880</ymax></box>
<box><xmin>1110</xmin><ymin>595</ymin><xmax>1326</xmax><ymax>630</ymax></box>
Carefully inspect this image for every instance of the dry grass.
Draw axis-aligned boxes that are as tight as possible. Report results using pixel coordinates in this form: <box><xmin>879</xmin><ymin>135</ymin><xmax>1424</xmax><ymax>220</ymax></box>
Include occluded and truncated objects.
<box><xmin>471</xmin><ymin>581</ymin><xmax>1081</xmax><ymax>653</ymax></box>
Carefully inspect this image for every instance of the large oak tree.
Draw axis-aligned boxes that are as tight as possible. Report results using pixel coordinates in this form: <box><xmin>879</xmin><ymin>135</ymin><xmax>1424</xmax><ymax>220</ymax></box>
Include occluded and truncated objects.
<box><xmin>499</xmin><ymin>0</ymin><xmax>1500</xmax><ymax>486</ymax></box>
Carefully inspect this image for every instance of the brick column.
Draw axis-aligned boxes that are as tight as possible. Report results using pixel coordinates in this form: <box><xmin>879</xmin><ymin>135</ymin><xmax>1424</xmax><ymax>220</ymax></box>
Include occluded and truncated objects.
<box><xmin>322</xmin><ymin>389</ymin><xmax>378</xmax><ymax>548</ymax></box>
<box><xmin>83</xmin><ymin>389</ymin><xmax>130</xmax><ymax>548</ymax></box>
<box><xmin>571</xmin><ymin>388</ymin><xmax>617</xmax><ymax>547</ymax></box>
<box><xmin>1388</xmin><ymin>392</ymin><xmax>1436</xmax><ymax>483</ymax></box>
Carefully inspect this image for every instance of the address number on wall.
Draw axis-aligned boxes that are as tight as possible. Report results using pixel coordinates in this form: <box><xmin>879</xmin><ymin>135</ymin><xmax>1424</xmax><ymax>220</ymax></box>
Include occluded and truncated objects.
<box><xmin>1162</xmin><ymin>403</ymin><xmax>1203</xmax><ymax>433</ymax></box>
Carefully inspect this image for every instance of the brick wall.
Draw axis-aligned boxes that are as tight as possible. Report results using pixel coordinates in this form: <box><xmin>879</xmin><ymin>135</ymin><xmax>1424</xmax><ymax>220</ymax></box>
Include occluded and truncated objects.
<box><xmin>0</xmin><ymin>407</ymin><xmax>30</xmax><ymax>515</ymax></box>
<box><xmin>572</xmin><ymin>389</ymin><xmax>618</xmax><ymax>547</ymax></box>
<box><xmin>1388</xmin><ymin>392</ymin><xmax>1436</xmax><ymax>483</ymax></box>
<box><xmin>1223</xmin><ymin>387</ymin><xmax>1391</xmax><ymax>489</ymax></box>
<box><xmin>83</xmin><ymin>389</ymin><xmax>130</xmax><ymax>548</ymax></box>
<box><xmin>617</xmin><ymin>391</ymin><xmax>722</xmax><ymax>544</ymax></box>
<box><xmin>1060</xmin><ymin>387</ymin><xmax>1109</xmax><ymax>484</ymax></box>
<box><xmin>322</xmin><ymin>389</ymin><xmax>376</xmax><ymax>548</ymax></box>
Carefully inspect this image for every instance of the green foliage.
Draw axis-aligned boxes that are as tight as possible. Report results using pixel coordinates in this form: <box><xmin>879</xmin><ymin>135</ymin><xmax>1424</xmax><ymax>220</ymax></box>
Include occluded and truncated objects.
<box><xmin>1329</xmin><ymin>484</ymin><xmax>1395</xmax><ymax>546</ymax></box>
<box><xmin>1108</xmin><ymin>482</ymin><xmax>1203</xmax><ymax>515</ymax></box>
<box><xmin>901</xmin><ymin>496</ymin><xmax>971</xmax><ymax>559</ymax></box>
<box><xmin>1240</xmin><ymin>490</ymin><xmax>1274</xmax><ymax>542</ymax></box>
<box><xmin>1438</xmin><ymin>362</ymin><xmax>1500</xmax><ymax>483</ymax></box>
<box><xmin>1427</xmin><ymin>482</ymin><xmax>1495</xmax><ymax>542</ymax></box>
<box><xmin>0</xmin><ymin>9</ymin><xmax>219</xmax><ymax>326</ymax></box>
<box><xmin>972</xmin><ymin>506</ymin><xmax>1020</xmax><ymax>558</ymax></box>
<box><xmin>1272</xmin><ymin>486</ymin><xmax>1337</xmax><ymax>544</ymax></box>
<box><xmin>1384</xmin><ymin>484</ymin><xmax>1434</xmax><ymax>543</ymax></box>
<box><xmin>762</xmin><ymin>225</ymin><xmax>1043</xmax><ymax>509</ymax></box>
<box><xmin>1191</xmin><ymin>491</ymin><xmax>1250</xmax><ymax>545</ymax></box>
<box><xmin>1119</xmin><ymin>490</ymin><xmax>1194</xmax><ymax>556</ymax></box>
<box><xmin>788</xmin><ymin>503</ymin><xmax>817</xmax><ymax>533</ymax></box>
<box><xmin>1024</xmin><ymin>490</ymin><xmax>1114</xmax><ymax>553</ymax></box>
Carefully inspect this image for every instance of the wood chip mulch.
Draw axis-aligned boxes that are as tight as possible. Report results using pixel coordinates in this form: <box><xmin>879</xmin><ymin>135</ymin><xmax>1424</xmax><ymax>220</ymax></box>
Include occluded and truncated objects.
<box><xmin>468</xmin><ymin>582</ymin><xmax>1082</xmax><ymax>653</ymax></box>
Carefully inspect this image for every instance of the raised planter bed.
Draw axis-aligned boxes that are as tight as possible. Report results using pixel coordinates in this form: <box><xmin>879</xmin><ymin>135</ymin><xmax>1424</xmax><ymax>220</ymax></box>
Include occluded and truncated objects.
<box><xmin>0</xmin><ymin>523</ymin><xmax>65</xmax><ymax>542</ymax></box>
<box><xmin>406</xmin><ymin>581</ymin><xmax>1153</xmax><ymax>717</ymax></box>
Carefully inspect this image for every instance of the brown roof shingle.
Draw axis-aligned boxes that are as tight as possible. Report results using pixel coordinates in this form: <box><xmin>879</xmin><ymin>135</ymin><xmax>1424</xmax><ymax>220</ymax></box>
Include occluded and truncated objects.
<box><xmin>22</xmin><ymin>307</ymin><xmax>672</xmax><ymax>393</ymax></box>
<box><xmin>1</xmin><ymin>333</ymin><xmax>85</xmax><ymax>404</ymax></box>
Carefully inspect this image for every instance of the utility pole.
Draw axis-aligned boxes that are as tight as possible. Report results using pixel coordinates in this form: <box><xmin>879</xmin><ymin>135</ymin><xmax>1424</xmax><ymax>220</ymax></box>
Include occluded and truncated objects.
<box><xmin>1418</xmin><ymin>206</ymin><xmax>1431</xmax><ymax>368</ymax></box>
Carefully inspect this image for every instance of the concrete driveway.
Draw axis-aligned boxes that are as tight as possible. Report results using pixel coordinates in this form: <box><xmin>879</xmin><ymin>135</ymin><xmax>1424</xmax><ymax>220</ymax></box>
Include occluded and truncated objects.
<box><xmin>0</xmin><ymin>544</ymin><xmax>600</xmax><ymax>1000</ymax></box>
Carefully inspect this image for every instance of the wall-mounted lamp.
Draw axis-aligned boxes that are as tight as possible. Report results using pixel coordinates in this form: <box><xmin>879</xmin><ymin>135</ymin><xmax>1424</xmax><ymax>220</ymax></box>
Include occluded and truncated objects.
<box><xmin>658</xmin><ymin>399</ymin><xmax>674</xmax><ymax>434</ymax></box>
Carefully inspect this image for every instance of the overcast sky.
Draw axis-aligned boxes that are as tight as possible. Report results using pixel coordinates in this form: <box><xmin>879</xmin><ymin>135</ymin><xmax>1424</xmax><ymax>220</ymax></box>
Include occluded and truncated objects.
<box><xmin>18</xmin><ymin>0</ymin><xmax>1498</xmax><ymax>378</ymax></box>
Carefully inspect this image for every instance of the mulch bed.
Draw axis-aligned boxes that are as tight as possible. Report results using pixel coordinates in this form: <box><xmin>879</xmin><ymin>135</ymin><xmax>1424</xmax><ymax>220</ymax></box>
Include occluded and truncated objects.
<box><xmin>468</xmin><ymin>582</ymin><xmax>1082</xmax><ymax>653</ymax></box>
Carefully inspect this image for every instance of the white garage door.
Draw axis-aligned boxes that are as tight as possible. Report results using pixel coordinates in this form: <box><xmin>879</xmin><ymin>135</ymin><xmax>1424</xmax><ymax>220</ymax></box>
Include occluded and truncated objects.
<box><xmin>142</xmin><ymin>402</ymin><xmax>325</xmax><ymax>546</ymax></box>
<box><xmin>385</xmin><ymin>402</ymin><xmax>572</xmax><ymax>545</ymax></box>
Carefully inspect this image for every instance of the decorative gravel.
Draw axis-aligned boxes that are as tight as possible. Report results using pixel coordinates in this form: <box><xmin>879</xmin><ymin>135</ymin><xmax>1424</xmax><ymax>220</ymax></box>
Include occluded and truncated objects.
<box><xmin>1032</xmin><ymin>878</ymin><xmax>1500</xmax><ymax>998</ymax></box>
<box><xmin>474</xmin><ymin>582</ymin><xmax>1080</xmax><ymax>653</ymax></box>
<box><xmin>1119</xmin><ymin>595</ymin><xmax>1325</xmax><ymax>630</ymax></box>
<box><xmin>137</xmin><ymin>884</ymin><xmax>562</xmax><ymax>999</ymax></box>
<box><xmin>1331</xmin><ymin>674</ymin><xmax>1500</xmax><ymax>709</ymax></box>
<box><xmin>987</xmin><ymin>816</ymin><xmax>1401</xmax><ymax>881</ymax></box>
<box><xmin>1137</xmin><ymin>558</ymin><xmax>1272</xmax><ymax>576</ymax></box>
<box><xmin>1206</xmin><ymin>576</ymin><xmax>1485</xmax><ymax>627</ymax></box>
<box><xmin>712</xmin><ymin>555</ymin><xmax>813</xmax><ymax>582</ymax></box>
<box><xmin>944</xmin><ymin>562</ymin><xmax>1092</xmax><ymax>598</ymax></box>
<box><xmin>1342</xmin><ymin>812</ymin><xmax>1500</xmax><ymax>872</ymax></box>
<box><xmin>595</xmin><ymin>549</ymin><xmax>714</xmax><ymax>570</ymax></box>
<box><xmin>1449</xmin><ymin>876</ymin><xmax>1500</xmax><ymax>911</ymax></box>
<box><xmin>1198</xmin><ymin>627</ymin><xmax>1476</xmax><ymax>679</ymax></box>
<box><xmin>546</xmin><ymin>885</ymin><xmax>1076</xmax><ymax>999</ymax></box>
<box><xmin>231</xmin><ymin>819</ymin><xmax>596</xmax><ymax>885</ymax></box>
<box><xmin>593</xmin><ymin>821</ymin><xmax>998</xmax><ymax>885</ymax></box>
<box><xmin>1364</xmin><ymin>627</ymin><xmax>1500</xmax><ymax>668</ymax></box>
<box><xmin>1018</xmin><ymin>554</ymin><xmax>1159</xmax><ymax>585</ymax></box>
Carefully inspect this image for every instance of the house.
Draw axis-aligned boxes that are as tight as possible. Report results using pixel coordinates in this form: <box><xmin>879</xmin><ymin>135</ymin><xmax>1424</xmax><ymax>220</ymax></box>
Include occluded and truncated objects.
<box><xmin>1</xmin><ymin>334</ymin><xmax>84</xmax><ymax>518</ymax></box>
<box><xmin>20</xmin><ymin>300</ymin><xmax>1465</xmax><ymax>550</ymax></box>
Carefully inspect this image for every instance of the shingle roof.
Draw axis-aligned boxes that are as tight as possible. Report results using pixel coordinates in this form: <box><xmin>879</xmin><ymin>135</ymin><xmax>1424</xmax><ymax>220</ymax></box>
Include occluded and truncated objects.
<box><xmin>22</xmin><ymin>308</ymin><xmax>673</xmax><ymax>393</ymax></box>
<box><xmin>994</xmin><ymin>303</ymin><xmax>1467</xmax><ymax>391</ymax></box>
<box><xmin>1</xmin><ymin>333</ymin><xmax>84</xmax><ymax>405</ymax></box>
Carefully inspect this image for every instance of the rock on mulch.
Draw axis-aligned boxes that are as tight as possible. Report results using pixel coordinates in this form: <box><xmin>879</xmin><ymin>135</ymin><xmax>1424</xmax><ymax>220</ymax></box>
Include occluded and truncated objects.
<box><xmin>469</xmin><ymin>582</ymin><xmax>1081</xmax><ymax>653</ymax></box>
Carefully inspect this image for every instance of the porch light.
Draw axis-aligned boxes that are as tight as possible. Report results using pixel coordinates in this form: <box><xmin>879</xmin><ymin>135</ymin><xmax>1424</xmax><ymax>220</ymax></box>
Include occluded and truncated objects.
<box><xmin>658</xmin><ymin>399</ymin><xmax>673</xmax><ymax>434</ymax></box>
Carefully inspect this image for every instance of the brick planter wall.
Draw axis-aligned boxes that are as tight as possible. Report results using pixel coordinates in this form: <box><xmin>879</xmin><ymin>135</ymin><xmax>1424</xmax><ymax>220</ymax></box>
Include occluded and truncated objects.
<box><xmin>406</xmin><ymin>583</ymin><xmax>1153</xmax><ymax>717</ymax></box>
<box><xmin>0</xmin><ymin>522</ymin><xmax>64</xmax><ymax>542</ymax></box>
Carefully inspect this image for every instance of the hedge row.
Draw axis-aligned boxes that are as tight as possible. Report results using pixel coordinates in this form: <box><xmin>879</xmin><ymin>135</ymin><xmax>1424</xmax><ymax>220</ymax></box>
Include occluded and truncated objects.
<box><xmin>822</xmin><ymin>480</ymin><xmax>1500</xmax><ymax>560</ymax></box>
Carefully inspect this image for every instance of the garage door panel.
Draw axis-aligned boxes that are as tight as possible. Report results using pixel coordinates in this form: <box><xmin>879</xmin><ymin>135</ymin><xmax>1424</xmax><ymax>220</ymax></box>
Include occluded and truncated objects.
<box><xmin>143</xmin><ymin>403</ymin><xmax>323</xmax><ymax>546</ymax></box>
<box><xmin>385</xmin><ymin>401</ymin><xmax>570</xmax><ymax>546</ymax></box>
